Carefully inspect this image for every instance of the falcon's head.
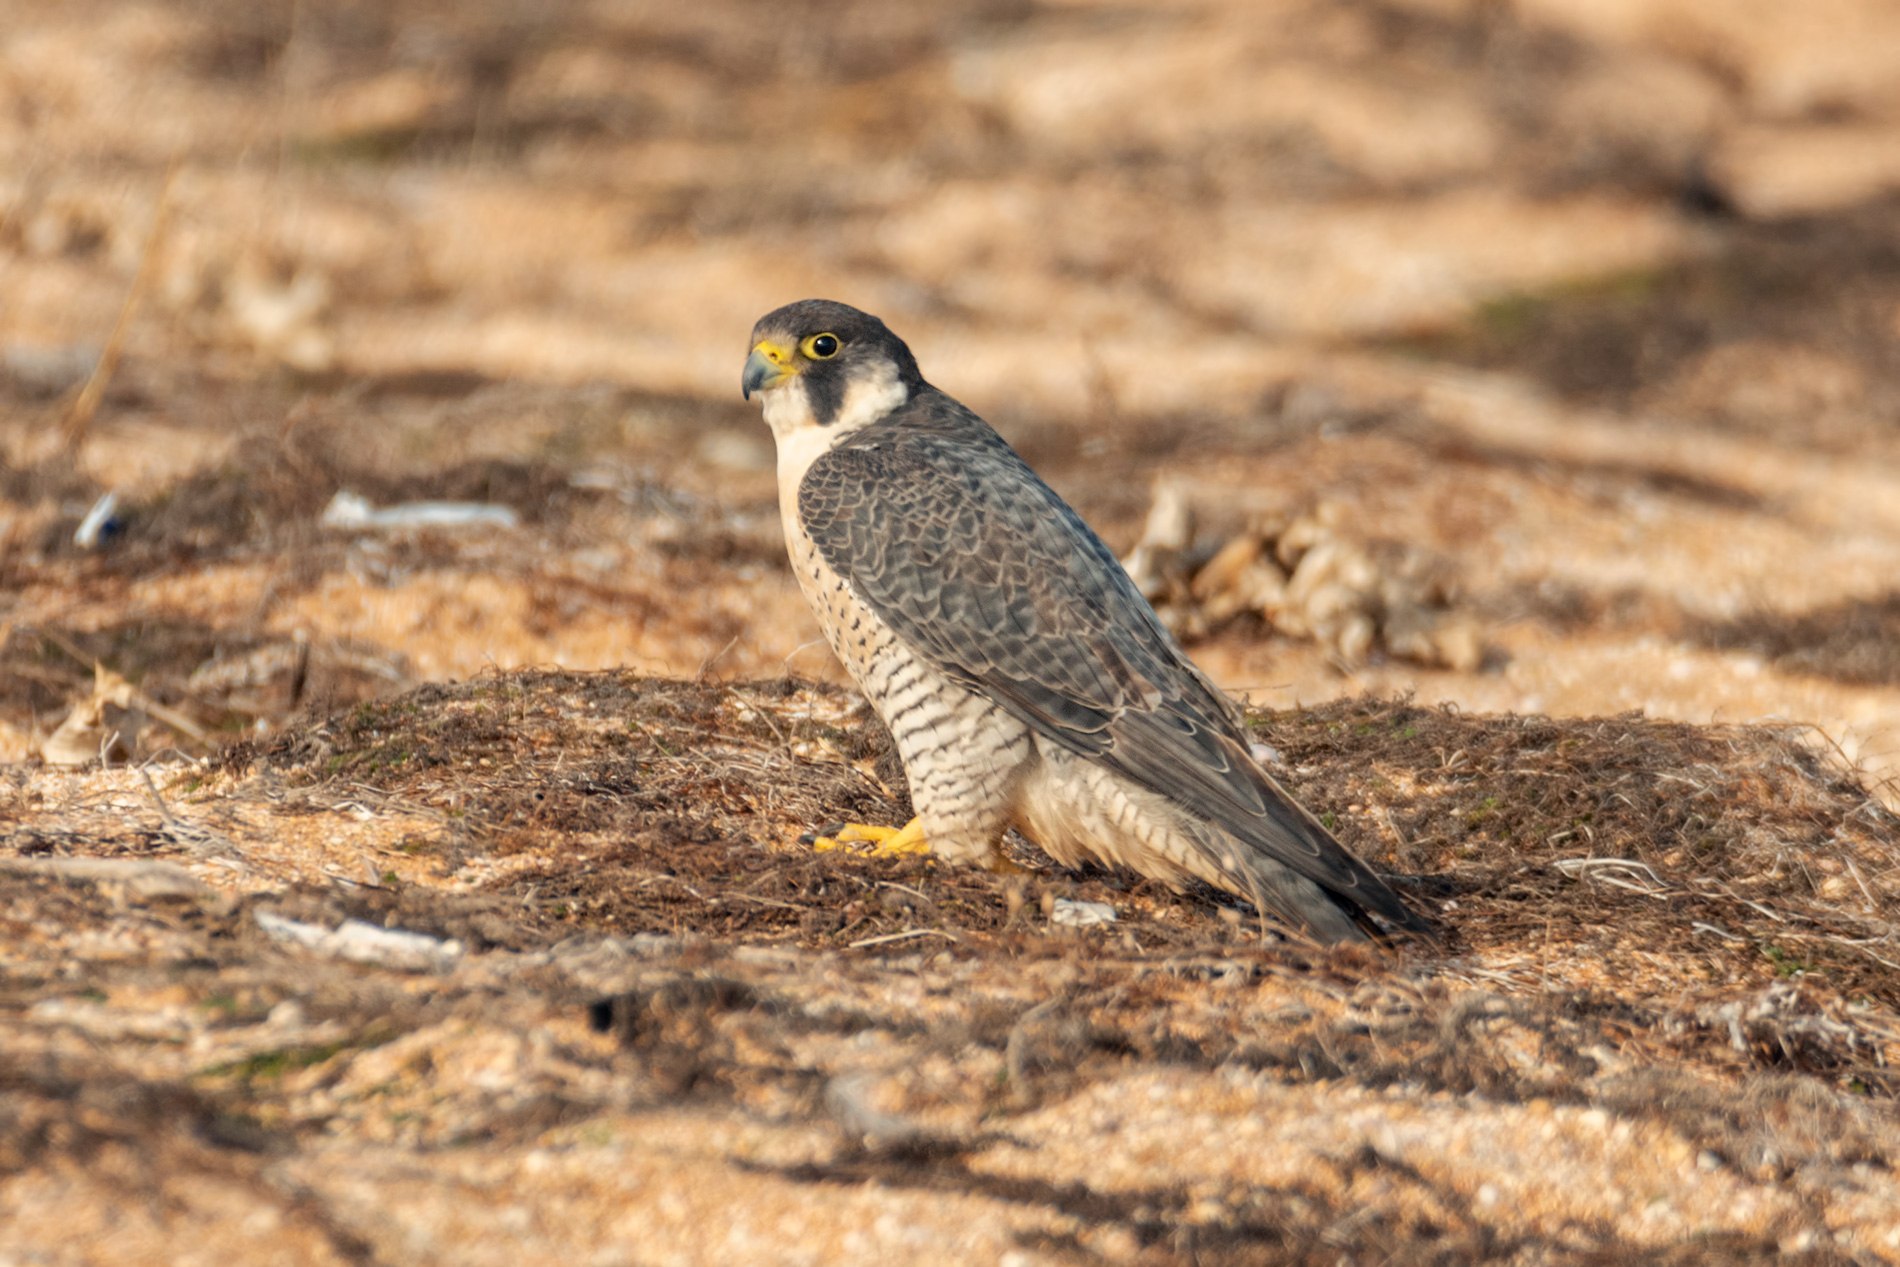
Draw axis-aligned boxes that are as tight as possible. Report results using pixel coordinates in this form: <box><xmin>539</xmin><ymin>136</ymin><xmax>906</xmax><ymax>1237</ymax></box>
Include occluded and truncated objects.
<box><xmin>743</xmin><ymin>299</ymin><xmax>923</xmax><ymax>440</ymax></box>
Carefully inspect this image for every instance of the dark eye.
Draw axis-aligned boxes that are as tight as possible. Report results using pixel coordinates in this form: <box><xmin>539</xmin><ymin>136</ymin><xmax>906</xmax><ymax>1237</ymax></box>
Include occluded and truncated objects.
<box><xmin>803</xmin><ymin>332</ymin><xmax>841</xmax><ymax>359</ymax></box>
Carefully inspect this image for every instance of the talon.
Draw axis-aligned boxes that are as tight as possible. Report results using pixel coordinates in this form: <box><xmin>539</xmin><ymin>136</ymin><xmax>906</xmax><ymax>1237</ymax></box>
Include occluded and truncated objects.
<box><xmin>870</xmin><ymin>818</ymin><xmax>930</xmax><ymax>858</ymax></box>
<box><xmin>810</xmin><ymin>818</ymin><xmax>931</xmax><ymax>858</ymax></box>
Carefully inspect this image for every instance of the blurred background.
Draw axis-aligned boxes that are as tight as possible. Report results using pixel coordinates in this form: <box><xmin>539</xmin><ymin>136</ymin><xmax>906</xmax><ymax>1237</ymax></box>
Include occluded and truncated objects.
<box><xmin>4</xmin><ymin>0</ymin><xmax>1900</xmax><ymax>795</ymax></box>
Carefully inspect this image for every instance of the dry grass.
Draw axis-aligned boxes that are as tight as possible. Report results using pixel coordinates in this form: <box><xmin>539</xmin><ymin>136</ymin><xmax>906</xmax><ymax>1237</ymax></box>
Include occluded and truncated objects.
<box><xmin>4</xmin><ymin>671</ymin><xmax>1899</xmax><ymax>1261</ymax></box>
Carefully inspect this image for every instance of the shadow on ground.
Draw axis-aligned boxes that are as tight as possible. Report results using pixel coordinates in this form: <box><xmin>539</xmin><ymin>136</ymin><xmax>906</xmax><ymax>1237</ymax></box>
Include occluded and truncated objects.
<box><xmin>1692</xmin><ymin>593</ymin><xmax>1900</xmax><ymax>689</ymax></box>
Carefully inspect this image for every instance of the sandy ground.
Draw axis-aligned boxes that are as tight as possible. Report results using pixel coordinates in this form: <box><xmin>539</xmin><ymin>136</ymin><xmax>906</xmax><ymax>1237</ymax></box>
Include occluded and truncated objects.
<box><xmin>5</xmin><ymin>0</ymin><xmax>1900</xmax><ymax>1262</ymax></box>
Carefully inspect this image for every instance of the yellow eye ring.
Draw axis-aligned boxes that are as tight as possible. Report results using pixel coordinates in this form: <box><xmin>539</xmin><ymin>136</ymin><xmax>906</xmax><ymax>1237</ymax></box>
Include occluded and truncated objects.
<box><xmin>801</xmin><ymin>332</ymin><xmax>841</xmax><ymax>360</ymax></box>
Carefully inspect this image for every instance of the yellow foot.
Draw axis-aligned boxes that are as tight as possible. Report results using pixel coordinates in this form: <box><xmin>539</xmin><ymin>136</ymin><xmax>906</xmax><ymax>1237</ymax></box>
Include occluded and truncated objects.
<box><xmin>812</xmin><ymin>817</ymin><xmax>931</xmax><ymax>858</ymax></box>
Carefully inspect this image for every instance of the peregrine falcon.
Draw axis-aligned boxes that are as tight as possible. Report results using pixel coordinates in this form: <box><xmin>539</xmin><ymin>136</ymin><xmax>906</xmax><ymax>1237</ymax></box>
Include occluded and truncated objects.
<box><xmin>743</xmin><ymin>299</ymin><xmax>1429</xmax><ymax>942</ymax></box>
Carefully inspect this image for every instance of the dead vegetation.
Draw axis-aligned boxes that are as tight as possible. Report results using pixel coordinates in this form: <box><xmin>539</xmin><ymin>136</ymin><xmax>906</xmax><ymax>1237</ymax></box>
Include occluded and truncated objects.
<box><xmin>209</xmin><ymin>671</ymin><xmax>1900</xmax><ymax>1076</ymax></box>
<box><xmin>1124</xmin><ymin>483</ymin><xmax>1486</xmax><ymax>671</ymax></box>
<box><xmin>6</xmin><ymin>672</ymin><xmax>1900</xmax><ymax>1261</ymax></box>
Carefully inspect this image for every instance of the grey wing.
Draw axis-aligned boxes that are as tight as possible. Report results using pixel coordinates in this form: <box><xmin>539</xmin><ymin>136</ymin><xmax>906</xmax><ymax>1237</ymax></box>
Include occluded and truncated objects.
<box><xmin>799</xmin><ymin>404</ymin><xmax>1428</xmax><ymax>933</ymax></box>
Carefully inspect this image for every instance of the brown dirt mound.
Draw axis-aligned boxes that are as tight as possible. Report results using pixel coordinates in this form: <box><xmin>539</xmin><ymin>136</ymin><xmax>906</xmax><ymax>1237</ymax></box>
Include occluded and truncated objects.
<box><xmin>211</xmin><ymin>672</ymin><xmax>1900</xmax><ymax>1080</ymax></box>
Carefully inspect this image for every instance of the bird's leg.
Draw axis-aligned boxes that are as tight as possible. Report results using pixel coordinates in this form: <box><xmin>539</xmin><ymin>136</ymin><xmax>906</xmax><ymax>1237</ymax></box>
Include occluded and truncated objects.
<box><xmin>812</xmin><ymin>817</ymin><xmax>931</xmax><ymax>857</ymax></box>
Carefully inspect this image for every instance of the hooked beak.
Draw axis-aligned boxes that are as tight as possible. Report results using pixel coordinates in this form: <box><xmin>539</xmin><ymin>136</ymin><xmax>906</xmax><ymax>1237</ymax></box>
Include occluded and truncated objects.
<box><xmin>742</xmin><ymin>340</ymin><xmax>794</xmax><ymax>399</ymax></box>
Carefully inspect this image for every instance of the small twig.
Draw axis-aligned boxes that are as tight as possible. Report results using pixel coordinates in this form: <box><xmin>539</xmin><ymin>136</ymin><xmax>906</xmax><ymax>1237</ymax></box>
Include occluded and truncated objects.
<box><xmin>138</xmin><ymin>765</ymin><xmax>239</xmax><ymax>858</ymax></box>
<box><xmin>23</xmin><ymin>623</ymin><xmax>94</xmax><ymax>670</ymax></box>
<box><xmin>1842</xmin><ymin>944</ymin><xmax>1900</xmax><ymax>973</ymax></box>
<box><xmin>1588</xmin><ymin>874</ymin><xmax>1671</xmax><ymax>898</ymax></box>
<box><xmin>694</xmin><ymin>635</ymin><xmax>742</xmax><ymax>683</ymax></box>
<box><xmin>135</xmin><ymin>693</ymin><xmax>212</xmax><ymax>745</ymax></box>
<box><xmin>732</xmin><ymin>688</ymin><xmax>790</xmax><ymax>746</ymax></box>
<box><xmin>1551</xmin><ymin>857</ymin><xmax>1668</xmax><ymax>889</ymax></box>
<box><xmin>719</xmin><ymin>893</ymin><xmax>807</xmax><ymax>912</ymax></box>
<box><xmin>1844</xmin><ymin>856</ymin><xmax>1881</xmax><ymax>911</ymax></box>
<box><xmin>1735</xmin><ymin>897</ymin><xmax>1789</xmax><ymax>924</ymax></box>
<box><xmin>138</xmin><ymin>767</ymin><xmax>185</xmax><ymax>831</ymax></box>
<box><xmin>846</xmin><ymin>928</ymin><xmax>959</xmax><ymax>950</ymax></box>
<box><xmin>780</xmin><ymin>638</ymin><xmax>832</xmax><ymax>674</ymax></box>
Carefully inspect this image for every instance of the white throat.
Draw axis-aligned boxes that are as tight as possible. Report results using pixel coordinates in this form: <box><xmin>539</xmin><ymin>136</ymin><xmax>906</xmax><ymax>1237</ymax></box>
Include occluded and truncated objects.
<box><xmin>762</xmin><ymin>359</ymin><xmax>911</xmax><ymax>495</ymax></box>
